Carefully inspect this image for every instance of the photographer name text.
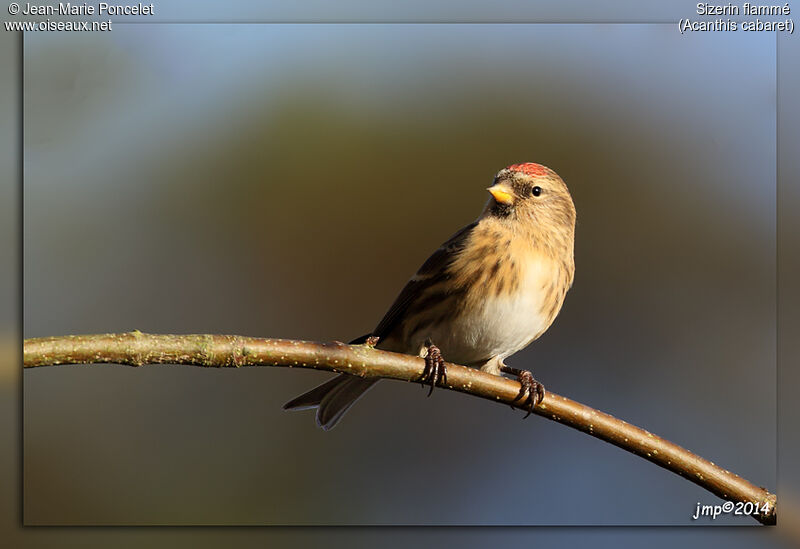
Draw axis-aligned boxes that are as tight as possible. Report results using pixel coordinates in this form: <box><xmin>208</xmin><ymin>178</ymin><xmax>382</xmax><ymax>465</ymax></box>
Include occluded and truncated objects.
<box><xmin>18</xmin><ymin>2</ymin><xmax>152</xmax><ymax>15</ymax></box>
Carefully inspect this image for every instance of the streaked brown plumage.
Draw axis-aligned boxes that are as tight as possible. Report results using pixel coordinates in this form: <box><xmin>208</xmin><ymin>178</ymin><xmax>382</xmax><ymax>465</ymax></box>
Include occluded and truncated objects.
<box><xmin>284</xmin><ymin>163</ymin><xmax>576</xmax><ymax>429</ymax></box>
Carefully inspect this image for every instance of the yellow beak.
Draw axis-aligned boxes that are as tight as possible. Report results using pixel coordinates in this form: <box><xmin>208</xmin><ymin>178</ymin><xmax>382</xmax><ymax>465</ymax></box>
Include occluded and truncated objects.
<box><xmin>487</xmin><ymin>184</ymin><xmax>514</xmax><ymax>206</ymax></box>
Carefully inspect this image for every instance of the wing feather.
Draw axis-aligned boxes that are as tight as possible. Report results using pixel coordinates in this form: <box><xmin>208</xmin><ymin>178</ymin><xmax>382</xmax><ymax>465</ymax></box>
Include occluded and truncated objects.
<box><xmin>372</xmin><ymin>221</ymin><xmax>477</xmax><ymax>339</ymax></box>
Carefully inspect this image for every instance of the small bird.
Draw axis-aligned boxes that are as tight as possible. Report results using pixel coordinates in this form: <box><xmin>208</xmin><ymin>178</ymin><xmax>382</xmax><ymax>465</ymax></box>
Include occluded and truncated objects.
<box><xmin>284</xmin><ymin>162</ymin><xmax>576</xmax><ymax>429</ymax></box>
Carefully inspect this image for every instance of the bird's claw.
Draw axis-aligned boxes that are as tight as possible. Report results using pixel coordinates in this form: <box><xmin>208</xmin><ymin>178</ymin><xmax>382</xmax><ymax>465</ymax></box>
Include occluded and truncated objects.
<box><xmin>500</xmin><ymin>365</ymin><xmax>545</xmax><ymax>418</ymax></box>
<box><xmin>513</xmin><ymin>370</ymin><xmax>545</xmax><ymax>418</ymax></box>
<box><xmin>420</xmin><ymin>342</ymin><xmax>447</xmax><ymax>396</ymax></box>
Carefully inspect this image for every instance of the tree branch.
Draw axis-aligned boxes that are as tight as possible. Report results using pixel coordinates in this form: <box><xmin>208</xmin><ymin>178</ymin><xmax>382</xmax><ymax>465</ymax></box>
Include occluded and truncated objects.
<box><xmin>23</xmin><ymin>331</ymin><xmax>776</xmax><ymax>525</ymax></box>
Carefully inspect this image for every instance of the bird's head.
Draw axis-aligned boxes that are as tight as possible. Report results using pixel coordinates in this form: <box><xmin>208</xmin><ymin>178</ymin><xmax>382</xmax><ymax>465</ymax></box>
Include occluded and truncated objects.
<box><xmin>484</xmin><ymin>163</ymin><xmax>576</xmax><ymax>239</ymax></box>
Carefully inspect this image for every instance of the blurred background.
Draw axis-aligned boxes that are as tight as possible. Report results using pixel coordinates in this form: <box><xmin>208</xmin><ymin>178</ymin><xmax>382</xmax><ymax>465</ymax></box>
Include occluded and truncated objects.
<box><xmin>20</xmin><ymin>23</ymin><xmax>776</xmax><ymax>526</ymax></box>
<box><xmin>2</xmin><ymin>2</ymin><xmax>798</xmax><ymax>546</ymax></box>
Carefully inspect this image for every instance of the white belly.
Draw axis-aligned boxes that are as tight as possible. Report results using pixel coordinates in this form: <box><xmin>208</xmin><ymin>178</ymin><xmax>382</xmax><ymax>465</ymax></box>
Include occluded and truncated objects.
<box><xmin>417</xmin><ymin>257</ymin><xmax>555</xmax><ymax>367</ymax></box>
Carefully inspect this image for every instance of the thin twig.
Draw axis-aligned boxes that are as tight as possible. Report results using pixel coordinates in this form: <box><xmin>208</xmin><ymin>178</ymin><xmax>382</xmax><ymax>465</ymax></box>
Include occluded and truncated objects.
<box><xmin>23</xmin><ymin>331</ymin><xmax>776</xmax><ymax>525</ymax></box>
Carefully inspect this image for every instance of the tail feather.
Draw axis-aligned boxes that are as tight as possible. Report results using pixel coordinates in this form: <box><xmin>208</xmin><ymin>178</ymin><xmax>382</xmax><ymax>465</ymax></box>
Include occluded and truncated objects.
<box><xmin>283</xmin><ymin>373</ymin><xmax>377</xmax><ymax>430</ymax></box>
<box><xmin>283</xmin><ymin>334</ymin><xmax>378</xmax><ymax>429</ymax></box>
<box><xmin>282</xmin><ymin>376</ymin><xmax>346</xmax><ymax>411</ymax></box>
<box><xmin>316</xmin><ymin>376</ymin><xmax>376</xmax><ymax>430</ymax></box>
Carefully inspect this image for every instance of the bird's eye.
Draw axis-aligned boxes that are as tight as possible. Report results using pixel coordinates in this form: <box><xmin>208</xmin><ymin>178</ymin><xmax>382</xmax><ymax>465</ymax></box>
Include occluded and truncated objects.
<box><xmin>531</xmin><ymin>186</ymin><xmax>542</xmax><ymax>197</ymax></box>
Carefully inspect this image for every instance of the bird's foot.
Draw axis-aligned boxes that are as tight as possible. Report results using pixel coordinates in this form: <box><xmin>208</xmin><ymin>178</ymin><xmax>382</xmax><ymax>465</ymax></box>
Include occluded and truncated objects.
<box><xmin>364</xmin><ymin>336</ymin><xmax>380</xmax><ymax>348</ymax></box>
<box><xmin>500</xmin><ymin>365</ymin><xmax>545</xmax><ymax>418</ymax></box>
<box><xmin>420</xmin><ymin>340</ymin><xmax>447</xmax><ymax>397</ymax></box>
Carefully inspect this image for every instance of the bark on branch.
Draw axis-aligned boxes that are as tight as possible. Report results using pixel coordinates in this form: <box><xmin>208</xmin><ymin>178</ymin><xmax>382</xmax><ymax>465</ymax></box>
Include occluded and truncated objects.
<box><xmin>23</xmin><ymin>331</ymin><xmax>776</xmax><ymax>525</ymax></box>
